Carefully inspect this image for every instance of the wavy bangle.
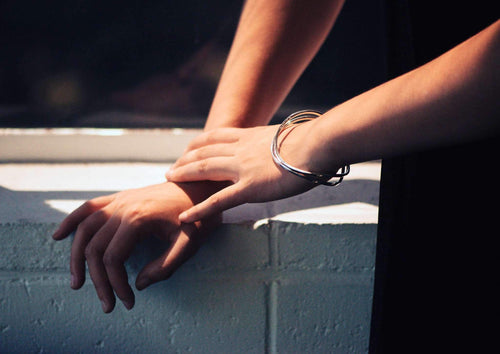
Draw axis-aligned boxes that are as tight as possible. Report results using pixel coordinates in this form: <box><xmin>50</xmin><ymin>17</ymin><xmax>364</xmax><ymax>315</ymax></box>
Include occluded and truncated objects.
<box><xmin>271</xmin><ymin>110</ymin><xmax>350</xmax><ymax>186</ymax></box>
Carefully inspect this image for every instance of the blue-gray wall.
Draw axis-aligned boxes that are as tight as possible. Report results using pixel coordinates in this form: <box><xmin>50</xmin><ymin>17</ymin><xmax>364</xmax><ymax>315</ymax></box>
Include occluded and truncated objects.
<box><xmin>0</xmin><ymin>221</ymin><xmax>376</xmax><ymax>353</ymax></box>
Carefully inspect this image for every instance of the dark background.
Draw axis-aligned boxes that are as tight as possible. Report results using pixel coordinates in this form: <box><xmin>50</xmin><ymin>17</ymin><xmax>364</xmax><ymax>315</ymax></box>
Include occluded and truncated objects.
<box><xmin>0</xmin><ymin>0</ymin><xmax>387</xmax><ymax>128</ymax></box>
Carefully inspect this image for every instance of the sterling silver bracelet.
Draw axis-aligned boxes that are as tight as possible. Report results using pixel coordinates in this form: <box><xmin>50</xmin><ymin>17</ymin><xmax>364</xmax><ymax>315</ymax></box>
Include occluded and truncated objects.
<box><xmin>271</xmin><ymin>110</ymin><xmax>350</xmax><ymax>186</ymax></box>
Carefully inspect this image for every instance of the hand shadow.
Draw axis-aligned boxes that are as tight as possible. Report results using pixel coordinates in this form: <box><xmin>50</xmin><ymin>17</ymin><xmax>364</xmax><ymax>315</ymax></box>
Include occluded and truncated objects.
<box><xmin>223</xmin><ymin>178</ymin><xmax>381</xmax><ymax>223</ymax></box>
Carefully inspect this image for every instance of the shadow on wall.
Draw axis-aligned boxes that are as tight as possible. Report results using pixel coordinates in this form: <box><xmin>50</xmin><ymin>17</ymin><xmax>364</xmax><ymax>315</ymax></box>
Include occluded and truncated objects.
<box><xmin>0</xmin><ymin>186</ymin><xmax>117</xmax><ymax>224</ymax></box>
<box><xmin>225</xmin><ymin>179</ymin><xmax>380</xmax><ymax>222</ymax></box>
<box><xmin>0</xmin><ymin>178</ymin><xmax>379</xmax><ymax>225</ymax></box>
<box><xmin>0</xmin><ymin>177</ymin><xmax>379</xmax><ymax>273</ymax></box>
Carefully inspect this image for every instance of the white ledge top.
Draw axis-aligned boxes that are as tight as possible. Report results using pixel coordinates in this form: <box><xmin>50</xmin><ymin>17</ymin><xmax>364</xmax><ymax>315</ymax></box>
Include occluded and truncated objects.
<box><xmin>0</xmin><ymin>125</ymin><xmax>379</xmax><ymax>225</ymax></box>
<box><xmin>0</xmin><ymin>162</ymin><xmax>380</xmax><ymax>225</ymax></box>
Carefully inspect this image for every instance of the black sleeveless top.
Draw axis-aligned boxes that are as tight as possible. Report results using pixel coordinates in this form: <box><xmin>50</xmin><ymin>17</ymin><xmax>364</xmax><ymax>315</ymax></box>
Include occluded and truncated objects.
<box><xmin>370</xmin><ymin>2</ymin><xmax>499</xmax><ymax>352</ymax></box>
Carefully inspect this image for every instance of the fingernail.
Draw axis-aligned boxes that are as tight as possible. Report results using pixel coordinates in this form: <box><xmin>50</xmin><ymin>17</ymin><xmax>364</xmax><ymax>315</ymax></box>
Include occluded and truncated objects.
<box><xmin>123</xmin><ymin>299</ymin><xmax>134</xmax><ymax>310</ymax></box>
<box><xmin>136</xmin><ymin>277</ymin><xmax>150</xmax><ymax>291</ymax></box>
<box><xmin>70</xmin><ymin>274</ymin><xmax>76</xmax><ymax>288</ymax></box>
<box><xmin>179</xmin><ymin>212</ymin><xmax>188</xmax><ymax>222</ymax></box>
<box><xmin>101</xmin><ymin>300</ymin><xmax>111</xmax><ymax>313</ymax></box>
<box><xmin>52</xmin><ymin>229</ymin><xmax>60</xmax><ymax>240</ymax></box>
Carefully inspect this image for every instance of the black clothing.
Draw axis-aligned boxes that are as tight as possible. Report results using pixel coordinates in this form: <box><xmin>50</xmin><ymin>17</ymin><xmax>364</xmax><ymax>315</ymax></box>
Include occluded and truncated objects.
<box><xmin>370</xmin><ymin>2</ymin><xmax>499</xmax><ymax>352</ymax></box>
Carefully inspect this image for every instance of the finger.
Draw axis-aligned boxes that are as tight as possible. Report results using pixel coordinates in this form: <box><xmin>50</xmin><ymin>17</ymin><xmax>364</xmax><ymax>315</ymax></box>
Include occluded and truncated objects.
<box><xmin>172</xmin><ymin>143</ymin><xmax>235</xmax><ymax>169</ymax></box>
<box><xmin>103</xmin><ymin>222</ymin><xmax>139</xmax><ymax>310</ymax></box>
<box><xmin>84</xmin><ymin>217</ymin><xmax>120</xmax><ymax>313</ymax></box>
<box><xmin>52</xmin><ymin>195</ymin><xmax>114</xmax><ymax>240</ymax></box>
<box><xmin>70</xmin><ymin>210</ymin><xmax>110</xmax><ymax>290</ymax></box>
<box><xmin>136</xmin><ymin>223</ymin><xmax>203</xmax><ymax>290</ymax></box>
<box><xmin>167</xmin><ymin>157</ymin><xmax>239</xmax><ymax>183</ymax></box>
<box><xmin>178</xmin><ymin>184</ymin><xmax>244</xmax><ymax>223</ymax></box>
<box><xmin>184</xmin><ymin>128</ymin><xmax>239</xmax><ymax>152</ymax></box>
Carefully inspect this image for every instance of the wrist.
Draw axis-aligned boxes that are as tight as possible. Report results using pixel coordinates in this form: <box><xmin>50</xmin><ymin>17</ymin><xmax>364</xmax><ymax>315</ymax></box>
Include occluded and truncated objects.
<box><xmin>173</xmin><ymin>181</ymin><xmax>230</xmax><ymax>205</ymax></box>
<box><xmin>274</xmin><ymin>111</ymin><xmax>348</xmax><ymax>186</ymax></box>
<box><xmin>309</xmin><ymin>117</ymin><xmax>347</xmax><ymax>174</ymax></box>
<box><xmin>278</xmin><ymin>116</ymin><xmax>344</xmax><ymax>176</ymax></box>
<box><xmin>205</xmin><ymin>104</ymin><xmax>275</xmax><ymax>131</ymax></box>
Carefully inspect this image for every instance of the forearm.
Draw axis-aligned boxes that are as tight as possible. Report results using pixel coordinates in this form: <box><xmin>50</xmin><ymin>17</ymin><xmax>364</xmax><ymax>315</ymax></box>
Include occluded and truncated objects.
<box><xmin>166</xmin><ymin>20</ymin><xmax>499</xmax><ymax>222</ymax></box>
<box><xmin>299</xmin><ymin>20</ymin><xmax>500</xmax><ymax>173</ymax></box>
<box><xmin>204</xmin><ymin>0</ymin><xmax>345</xmax><ymax>130</ymax></box>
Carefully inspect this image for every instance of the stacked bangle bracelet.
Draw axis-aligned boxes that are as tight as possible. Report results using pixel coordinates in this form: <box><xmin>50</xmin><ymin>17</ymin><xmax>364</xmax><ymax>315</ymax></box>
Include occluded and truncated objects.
<box><xmin>271</xmin><ymin>110</ymin><xmax>350</xmax><ymax>186</ymax></box>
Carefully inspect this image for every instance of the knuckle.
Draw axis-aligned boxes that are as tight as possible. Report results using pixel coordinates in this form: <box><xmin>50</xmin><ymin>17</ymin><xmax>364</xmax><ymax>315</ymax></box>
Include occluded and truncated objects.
<box><xmin>76</xmin><ymin>221</ymin><xmax>92</xmax><ymax>236</ymax></box>
<box><xmin>204</xmin><ymin>130</ymin><xmax>216</xmax><ymax>144</ymax></box>
<box><xmin>124</xmin><ymin>207</ymin><xmax>140</xmax><ymax>220</ymax></box>
<box><xmin>197</xmin><ymin>159</ymin><xmax>209</xmax><ymax>173</ymax></box>
<box><xmin>103</xmin><ymin>250</ymin><xmax>121</xmax><ymax>268</ymax></box>
<box><xmin>124</xmin><ymin>209</ymin><xmax>146</xmax><ymax>228</ymax></box>
<box><xmin>186</xmin><ymin>138</ymin><xmax>200</xmax><ymax>151</ymax></box>
<box><xmin>123</xmin><ymin>205</ymin><xmax>142</xmax><ymax>221</ymax></box>
<box><xmin>193</xmin><ymin>147</ymin><xmax>205</xmax><ymax>159</ymax></box>
<box><xmin>88</xmin><ymin>209</ymin><xmax>107</xmax><ymax>223</ymax></box>
<box><xmin>208</xmin><ymin>195</ymin><xmax>222</xmax><ymax>209</ymax></box>
<box><xmin>81</xmin><ymin>200</ymin><xmax>97</xmax><ymax>213</ymax></box>
<box><xmin>84</xmin><ymin>243</ymin><xmax>102</xmax><ymax>259</ymax></box>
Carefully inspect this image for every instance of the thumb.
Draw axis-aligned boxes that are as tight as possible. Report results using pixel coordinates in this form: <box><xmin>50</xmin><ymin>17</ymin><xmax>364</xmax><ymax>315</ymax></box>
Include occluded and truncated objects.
<box><xmin>178</xmin><ymin>184</ymin><xmax>243</xmax><ymax>223</ymax></box>
<box><xmin>135</xmin><ymin>224</ymin><xmax>203</xmax><ymax>290</ymax></box>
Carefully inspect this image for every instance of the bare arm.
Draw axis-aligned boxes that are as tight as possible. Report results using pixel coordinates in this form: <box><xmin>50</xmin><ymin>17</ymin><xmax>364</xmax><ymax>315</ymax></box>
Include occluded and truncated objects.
<box><xmin>306</xmin><ymin>19</ymin><xmax>500</xmax><ymax>173</ymax></box>
<box><xmin>53</xmin><ymin>0</ymin><xmax>347</xmax><ymax>313</ymax></box>
<box><xmin>167</xmin><ymin>19</ymin><xmax>500</xmax><ymax>222</ymax></box>
<box><xmin>204</xmin><ymin>0</ymin><xmax>345</xmax><ymax>130</ymax></box>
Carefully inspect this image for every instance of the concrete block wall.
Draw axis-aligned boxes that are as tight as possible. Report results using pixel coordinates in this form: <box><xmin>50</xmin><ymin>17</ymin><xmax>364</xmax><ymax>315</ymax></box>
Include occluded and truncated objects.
<box><xmin>0</xmin><ymin>160</ymin><xmax>379</xmax><ymax>353</ymax></box>
<box><xmin>0</xmin><ymin>221</ymin><xmax>376</xmax><ymax>353</ymax></box>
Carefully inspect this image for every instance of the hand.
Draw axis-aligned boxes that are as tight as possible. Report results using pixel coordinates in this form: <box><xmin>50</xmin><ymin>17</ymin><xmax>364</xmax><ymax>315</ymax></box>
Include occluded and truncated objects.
<box><xmin>52</xmin><ymin>182</ymin><xmax>220</xmax><ymax>313</ymax></box>
<box><xmin>166</xmin><ymin>124</ymin><xmax>316</xmax><ymax>223</ymax></box>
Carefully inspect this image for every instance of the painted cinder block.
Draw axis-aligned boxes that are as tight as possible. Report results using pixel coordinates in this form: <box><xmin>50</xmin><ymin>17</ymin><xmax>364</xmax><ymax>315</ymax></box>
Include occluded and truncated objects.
<box><xmin>0</xmin><ymin>222</ymin><xmax>270</xmax><ymax>273</ymax></box>
<box><xmin>276</xmin><ymin>279</ymin><xmax>373</xmax><ymax>353</ymax></box>
<box><xmin>162</xmin><ymin>223</ymin><xmax>271</xmax><ymax>273</ymax></box>
<box><xmin>0</xmin><ymin>274</ymin><xmax>267</xmax><ymax>353</ymax></box>
<box><xmin>0</xmin><ymin>223</ymin><xmax>65</xmax><ymax>271</ymax></box>
<box><xmin>0</xmin><ymin>134</ymin><xmax>380</xmax><ymax>353</ymax></box>
<box><xmin>0</xmin><ymin>221</ymin><xmax>271</xmax><ymax>353</ymax></box>
<box><xmin>0</xmin><ymin>194</ymin><xmax>377</xmax><ymax>353</ymax></box>
<box><xmin>0</xmin><ymin>220</ymin><xmax>376</xmax><ymax>353</ymax></box>
<box><xmin>272</xmin><ymin>222</ymin><xmax>377</xmax><ymax>273</ymax></box>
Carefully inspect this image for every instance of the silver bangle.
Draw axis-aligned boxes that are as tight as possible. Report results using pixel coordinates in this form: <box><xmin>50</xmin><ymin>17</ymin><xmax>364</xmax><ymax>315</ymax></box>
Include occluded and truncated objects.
<box><xmin>271</xmin><ymin>110</ymin><xmax>350</xmax><ymax>186</ymax></box>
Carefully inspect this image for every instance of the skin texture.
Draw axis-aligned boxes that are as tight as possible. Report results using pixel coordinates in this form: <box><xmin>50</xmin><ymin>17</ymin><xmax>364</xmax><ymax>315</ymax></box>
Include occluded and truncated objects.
<box><xmin>168</xmin><ymin>125</ymin><xmax>316</xmax><ymax>222</ymax></box>
<box><xmin>52</xmin><ymin>182</ymin><xmax>221</xmax><ymax>313</ymax></box>
<box><xmin>167</xmin><ymin>20</ymin><xmax>500</xmax><ymax>223</ymax></box>
<box><xmin>203</xmin><ymin>0</ymin><xmax>345</xmax><ymax>130</ymax></box>
<box><xmin>52</xmin><ymin>0</ymin><xmax>498</xmax><ymax>313</ymax></box>
<box><xmin>53</xmin><ymin>0</ymin><xmax>346</xmax><ymax>313</ymax></box>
